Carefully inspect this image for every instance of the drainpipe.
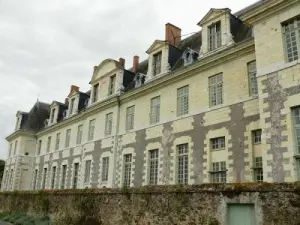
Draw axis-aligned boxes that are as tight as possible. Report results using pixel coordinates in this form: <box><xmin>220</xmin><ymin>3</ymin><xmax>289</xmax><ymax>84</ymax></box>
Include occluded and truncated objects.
<box><xmin>112</xmin><ymin>95</ymin><xmax>121</xmax><ymax>188</ymax></box>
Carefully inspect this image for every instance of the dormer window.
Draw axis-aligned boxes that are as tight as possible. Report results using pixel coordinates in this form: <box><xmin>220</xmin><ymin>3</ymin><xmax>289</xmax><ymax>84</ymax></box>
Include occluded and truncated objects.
<box><xmin>208</xmin><ymin>21</ymin><xmax>221</xmax><ymax>51</ymax></box>
<box><xmin>50</xmin><ymin>108</ymin><xmax>56</xmax><ymax>124</ymax></box>
<box><xmin>15</xmin><ymin>117</ymin><xmax>20</xmax><ymax>131</ymax></box>
<box><xmin>108</xmin><ymin>75</ymin><xmax>116</xmax><ymax>96</ymax></box>
<box><xmin>69</xmin><ymin>98</ymin><xmax>75</xmax><ymax>116</ymax></box>
<box><xmin>92</xmin><ymin>83</ymin><xmax>99</xmax><ymax>103</ymax></box>
<box><xmin>153</xmin><ymin>52</ymin><xmax>162</xmax><ymax>76</ymax></box>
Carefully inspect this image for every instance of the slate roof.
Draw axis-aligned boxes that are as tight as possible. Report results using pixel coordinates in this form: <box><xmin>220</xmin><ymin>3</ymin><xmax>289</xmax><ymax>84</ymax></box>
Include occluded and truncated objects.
<box><xmin>234</xmin><ymin>0</ymin><xmax>268</xmax><ymax>17</ymax></box>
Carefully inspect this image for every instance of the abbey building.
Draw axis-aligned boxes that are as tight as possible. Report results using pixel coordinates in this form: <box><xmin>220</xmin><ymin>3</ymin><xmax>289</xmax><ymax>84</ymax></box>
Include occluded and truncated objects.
<box><xmin>2</xmin><ymin>0</ymin><xmax>300</xmax><ymax>191</ymax></box>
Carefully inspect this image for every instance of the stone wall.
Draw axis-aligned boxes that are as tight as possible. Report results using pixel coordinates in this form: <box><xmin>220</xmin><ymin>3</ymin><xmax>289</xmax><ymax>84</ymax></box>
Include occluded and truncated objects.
<box><xmin>0</xmin><ymin>183</ymin><xmax>300</xmax><ymax>225</ymax></box>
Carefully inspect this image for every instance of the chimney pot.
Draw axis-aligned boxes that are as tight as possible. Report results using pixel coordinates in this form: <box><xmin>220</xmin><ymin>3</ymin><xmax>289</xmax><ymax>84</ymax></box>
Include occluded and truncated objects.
<box><xmin>165</xmin><ymin>23</ymin><xmax>181</xmax><ymax>47</ymax></box>
<box><xmin>132</xmin><ymin>55</ymin><xmax>139</xmax><ymax>73</ymax></box>
<box><xmin>119</xmin><ymin>58</ymin><xmax>125</xmax><ymax>68</ymax></box>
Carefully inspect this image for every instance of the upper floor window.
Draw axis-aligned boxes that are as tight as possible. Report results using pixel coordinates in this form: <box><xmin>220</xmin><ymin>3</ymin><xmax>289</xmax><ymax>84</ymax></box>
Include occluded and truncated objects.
<box><xmin>248</xmin><ymin>61</ymin><xmax>258</xmax><ymax>96</ymax></box>
<box><xmin>69</xmin><ymin>98</ymin><xmax>75</xmax><ymax>115</ymax></box>
<box><xmin>55</xmin><ymin>133</ymin><xmax>60</xmax><ymax>150</ymax></box>
<box><xmin>88</xmin><ymin>119</ymin><xmax>95</xmax><ymax>141</ymax></box>
<box><xmin>209</xmin><ymin>73</ymin><xmax>223</xmax><ymax>106</ymax></box>
<box><xmin>76</xmin><ymin>125</ymin><xmax>83</xmax><ymax>145</ymax></box>
<box><xmin>208</xmin><ymin>21</ymin><xmax>221</xmax><ymax>51</ymax></box>
<box><xmin>150</xmin><ymin>96</ymin><xmax>160</xmax><ymax>124</ymax></box>
<box><xmin>211</xmin><ymin>137</ymin><xmax>225</xmax><ymax>150</ymax></box>
<box><xmin>126</xmin><ymin>106</ymin><xmax>135</xmax><ymax>131</ymax></box>
<box><xmin>50</xmin><ymin>108</ymin><xmax>56</xmax><ymax>124</ymax></box>
<box><xmin>47</xmin><ymin>136</ymin><xmax>51</xmax><ymax>153</ymax></box>
<box><xmin>37</xmin><ymin>140</ymin><xmax>41</xmax><ymax>155</ymax></box>
<box><xmin>282</xmin><ymin>17</ymin><xmax>300</xmax><ymax>62</ymax></box>
<box><xmin>65</xmin><ymin>129</ymin><xmax>71</xmax><ymax>148</ymax></box>
<box><xmin>153</xmin><ymin>51</ymin><xmax>162</xmax><ymax>76</ymax></box>
<box><xmin>252</xmin><ymin>129</ymin><xmax>262</xmax><ymax>144</ymax></box>
<box><xmin>292</xmin><ymin>106</ymin><xmax>300</xmax><ymax>154</ymax></box>
<box><xmin>15</xmin><ymin>117</ymin><xmax>20</xmax><ymax>131</ymax></box>
<box><xmin>92</xmin><ymin>83</ymin><xmax>99</xmax><ymax>103</ymax></box>
<box><xmin>177</xmin><ymin>86</ymin><xmax>189</xmax><ymax>116</ymax></box>
<box><xmin>108</xmin><ymin>75</ymin><xmax>116</xmax><ymax>96</ymax></box>
<box><xmin>105</xmin><ymin>113</ymin><xmax>113</xmax><ymax>136</ymax></box>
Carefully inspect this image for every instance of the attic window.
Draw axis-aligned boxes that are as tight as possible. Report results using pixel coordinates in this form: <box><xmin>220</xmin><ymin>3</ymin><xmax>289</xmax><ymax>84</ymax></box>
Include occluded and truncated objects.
<box><xmin>92</xmin><ymin>83</ymin><xmax>99</xmax><ymax>103</ymax></box>
<box><xmin>108</xmin><ymin>75</ymin><xmax>116</xmax><ymax>96</ymax></box>
<box><xmin>50</xmin><ymin>108</ymin><xmax>56</xmax><ymax>124</ymax></box>
<box><xmin>208</xmin><ymin>21</ymin><xmax>221</xmax><ymax>51</ymax></box>
<box><xmin>69</xmin><ymin>98</ymin><xmax>75</xmax><ymax>115</ymax></box>
<box><xmin>152</xmin><ymin>51</ymin><xmax>162</xmax><ymax>76</ymax></box>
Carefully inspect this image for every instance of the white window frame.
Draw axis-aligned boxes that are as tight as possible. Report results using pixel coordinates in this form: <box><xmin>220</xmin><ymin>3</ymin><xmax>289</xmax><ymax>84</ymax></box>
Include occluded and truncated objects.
<box><xmin>42</xmin><ymin>168</ymin><xmax>47</xmax><ymax>189</ymax></box>
<box><xmin>150</xmin><ymin>96</ymin><xmax>160</xmax><ymax>124</ymax></box>
<box><xmin>105</xmin><ymin>113</ymin><xmax>113</xmax><ymax>136</ymax></box>
<box><xmin>101</xmin><ymin>157</ymin><xmax>109</xmax><ymax>182</ymax></box>
<box><xmin>211</xmin><ymin>137</ymin><xmax>225</xmax><ymax>151</ymax></box>
<box><xmin>61</xmin><ymin>165</ymin><xmax>67</xmax><ymax>189</ymax></box>
<box><xmin>108</xmin><ymin>74</ymin><xmax>116</xmax><ymax>96</ymax></box>
<box><xmin>51</xmin><ymin>166</ymin><xmax>56</xmax><ymax>189</ymax></box>
<box><xmin>152</xmin><ymin>51</ymin><xmax>162</xmax><ymax>76</ymax></box>
<box><xmin>252</xmin><ymin>129</ymin><xmax>262</xmax><ymax>144</ymax></box>
<box><xmin>37</xmin><ymin>140</ymin><xmax>41</xmax><ymax>155</ymax></box>
<box><xmin>55</xmin><ymin>133</ymin><xmax>60</xmax><ymax>150</ymax></box>
<box><xmin>50</xmin><ymin>108</ymin><xmax>56</xmax><ymax>124</ymax></box>
<box><xmin>177</xmin><ymin>144</ymin><xmax>189</xmax><ymax>185</ymax></box>
<box><xmin>84</xmin><ymin>160</ymin><xmax>91</xmax><ymax>184</ymax></box>
<box><xmin>253</xmin><ymin>157</ymin><xmax>263</xmax><ymax>182</ymax></box>
<box><xmin>76</xmin><ymin>125</ymin><xmax>83</xmax><ymax>145</ymax></box>
<box><xmin>247</xmin><ymin>61</ymin><xmax>258</xmax><ymax>96</ymax></box>
<box><xmin>47</xmin><ymin>136</ymin><xmax>51</xmax><ymax>153</ymax></box>
<box><xmin>92</xmin><ymin>83</ymin><xmax>99</xmax><ymax>103</ymax></box>
<box><xmin>209</xmin><ymin>73</ymin><xmax>223</xmax><ymax>107</ymax></box>
<box><xmin>126</xmin><ymin>106</ymin><xmax>135</xmax><ymax>131</ymax></box>
<box><xmin>208</xmin><ymin>21</ymin><xmax>221</xmax><ymax>51</ymax></box>
<box><xmin>123</xmin><ymin>154</ymin><xmax>132</xmax><ymax>187</ymax></box>
<box><xmin>148</xmin><ymin>149</ymin><xmax>159</xmax><ymax>185</ymax></box>
<box><xmin>210</xmin><ymin>161</ymin><xmax>226</xmax><ymax>183</ymax></box>
<box><xmin>65</xmin><ymin>129</ymin><xmax>71</xmax><ymax>148</ymax></box>
<box><xmin>69</xmin><ymin>98</ymin><xmax>75</xmax><ymax>115</ymax></box>
<box><xmin>73</xmin><ymin>163</ymin><xmax>79</xmax><ymax>189</ymax></box>
<box><xmin>177</xmin><ymin>86</ymin><xmax>189</xmax><ymax>116</ymax></box>
<box><xmin>33</xmin><ymin>169</ymin><xmax>38</xmax><ymax>190</ymax></box>
<box><xmin>88</xmin><ymin>119</ymin><xmax>95</xmax><ymax>141</ymax></box>
<box><xmin>282</xmin><ymin>17</ymin><xmax>300</xmax><ymax>62</ymax></box>
<box><xmin>292</xmin><ymin>107</ymin><xmax>300</xmax><ymax>155</ymax></box>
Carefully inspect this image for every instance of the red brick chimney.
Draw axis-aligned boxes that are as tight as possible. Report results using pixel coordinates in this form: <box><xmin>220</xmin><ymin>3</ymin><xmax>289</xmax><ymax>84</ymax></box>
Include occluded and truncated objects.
<box><xmin>165</xmin><ymin>23</ymin><xmax>181</xmax><ymax>47</ymax></box>
<box><xmin>68</xmin><ymin>85</ymin><xmax>79</xmax><ymax>97</ymax></box>
<box><xmin>119</xmin><ymin>58</ymin><xmax>125</xmax><ymax>68</ymax></box>
<box><xmin>132</xmin><ymin>55</ymin><xmax>139</xmax><ymax>72</ymax></box>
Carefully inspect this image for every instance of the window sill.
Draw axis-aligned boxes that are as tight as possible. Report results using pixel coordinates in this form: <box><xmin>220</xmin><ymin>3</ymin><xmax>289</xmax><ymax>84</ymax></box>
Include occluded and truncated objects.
<box><xmin>253</xmin><ymin>142</ymin><xmax>261</xmax><ymax>145</ymax></box>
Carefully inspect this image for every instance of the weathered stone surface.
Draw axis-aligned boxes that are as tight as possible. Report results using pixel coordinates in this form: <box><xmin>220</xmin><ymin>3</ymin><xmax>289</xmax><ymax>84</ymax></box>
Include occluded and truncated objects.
<box><xmin>0</xmin><ymin>183</ymin><xmax>300</xmax><ymax>225</ymax></box>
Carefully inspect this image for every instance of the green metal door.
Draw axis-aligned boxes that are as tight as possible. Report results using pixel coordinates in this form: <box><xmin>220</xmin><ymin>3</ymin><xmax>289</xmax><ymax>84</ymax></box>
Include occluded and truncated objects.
<box><xmin>227</xmin><ymin>204</ymin><xmax>256</xmax><ymax>225</ymax></box>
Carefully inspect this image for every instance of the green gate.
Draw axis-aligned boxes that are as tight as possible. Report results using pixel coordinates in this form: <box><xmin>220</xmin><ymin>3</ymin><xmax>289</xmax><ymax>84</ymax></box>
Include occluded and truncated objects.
<box><xmin>227</xmin><ymin>204</ymin><xmax>256</xmax><ymax>225</ymax></box>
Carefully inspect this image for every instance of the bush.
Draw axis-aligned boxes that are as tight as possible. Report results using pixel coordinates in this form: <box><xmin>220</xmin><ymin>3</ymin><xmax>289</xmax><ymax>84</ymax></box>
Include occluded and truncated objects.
<box><xmin>15</xmin><ymin>216</ymin><xmax>32</xmax><ymax>225</ymax></box>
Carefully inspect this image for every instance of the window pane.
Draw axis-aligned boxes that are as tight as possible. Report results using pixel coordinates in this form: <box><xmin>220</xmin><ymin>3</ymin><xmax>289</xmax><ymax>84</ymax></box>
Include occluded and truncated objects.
<box><xmin>177</xmin><ymin>144</ymin><xmax>188</xmax><ymax>184</ymax></box>
<box><xmin>177</xmin><ymin>86</ymin><xmax>189</xmax><ymax>116</ymax></box>
<box><xmin>209</xmin><ymin>74</ymin><xmax>223</xmax><ymax>106</ymax></box>
<box><xmin>149</xmin><ymin>149</ymin><xmax>159</xmax><ymax>185</ymax></box>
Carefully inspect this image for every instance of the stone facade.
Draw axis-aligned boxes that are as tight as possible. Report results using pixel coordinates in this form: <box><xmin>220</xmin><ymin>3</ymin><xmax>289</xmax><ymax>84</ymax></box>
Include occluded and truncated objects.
<box><xmin>2</xmin><ymin>0</ymin><xmax>300</xmax><ymax>192</ymax></box>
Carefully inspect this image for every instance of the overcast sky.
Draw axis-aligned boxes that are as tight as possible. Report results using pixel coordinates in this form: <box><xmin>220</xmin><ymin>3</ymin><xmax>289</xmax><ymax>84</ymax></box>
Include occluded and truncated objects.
<box><xmin>0</xmin><ymin>0</ymin><xmax>258</xmax><ymax>159</ymax></box>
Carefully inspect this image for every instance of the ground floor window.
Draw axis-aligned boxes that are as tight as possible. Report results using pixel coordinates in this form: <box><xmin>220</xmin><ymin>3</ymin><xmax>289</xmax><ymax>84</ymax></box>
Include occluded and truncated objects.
<box><xmin>210</xmin><ymin>161</ymin><xmax>226</xmax><ymax>183</ymax></box>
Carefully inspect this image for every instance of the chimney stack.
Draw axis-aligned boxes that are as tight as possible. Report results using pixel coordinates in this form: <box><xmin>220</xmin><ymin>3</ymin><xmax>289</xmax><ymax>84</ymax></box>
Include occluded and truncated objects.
<box><xmin>119</xmin><ymin>58</ymin><xmax>125</xmax><ymax>68</ymax></box>
<box><xmin>165</xmin><ymin>23</ymin><xmax>181</xmax><ymax>47</ymax></box>
<box><xmin>68</xmin><ymin>85</ymin><xmax>79</xmax><ymax>98</ymax></box>
<box><xmin>132</xmin><ymin>55</ymin><xmax>139</xmax><ymax>72</ymax></box>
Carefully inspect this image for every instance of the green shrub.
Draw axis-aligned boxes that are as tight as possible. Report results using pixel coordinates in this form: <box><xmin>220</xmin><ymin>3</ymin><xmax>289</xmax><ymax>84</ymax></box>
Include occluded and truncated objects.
<box><xmin>15</xmin><ymin>216</ymin><xmax>32</xmax><ymax>225</ymax></box>
<box><xmin>23</xmin><ymin>220</ymin><xmax>35</xmax><ymax>225</ymax></box>
<box><xmin>2</xmin><ymin>214</ymin><xmax>12</xmax><ymax>221</ymax></box>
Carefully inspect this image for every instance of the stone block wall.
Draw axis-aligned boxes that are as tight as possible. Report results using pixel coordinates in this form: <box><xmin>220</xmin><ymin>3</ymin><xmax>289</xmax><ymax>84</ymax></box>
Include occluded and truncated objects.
<box><xmin>0</xmin><ymin>183</ymin><xmax>300</xmax><ymax>225</ymax></box>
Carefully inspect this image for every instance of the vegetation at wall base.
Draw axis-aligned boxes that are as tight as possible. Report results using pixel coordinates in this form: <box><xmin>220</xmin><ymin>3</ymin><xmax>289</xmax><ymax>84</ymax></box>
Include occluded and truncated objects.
<box><xmin>0</xmin><ymin>213</ymin><xmax>50</xmax><ymax>225</ymax></box>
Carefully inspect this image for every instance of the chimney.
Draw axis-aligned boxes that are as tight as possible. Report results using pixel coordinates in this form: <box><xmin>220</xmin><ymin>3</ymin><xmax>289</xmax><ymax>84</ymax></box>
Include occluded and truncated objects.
<box><xmin>132</xmin><ymin>55</ymin><xmax>139</xmax><ymax>72</ymax></box>
<box><xmin>165</xmin><ymin>23</ymin><xmax>181</xmax><ymax>47</ymax></box>
<box><xmin>68</xmin><ymin>85</ymin><xmax>79</xmax><ymax>98</ymax></box>
<box><xmin>119</xmin><ymin>58</ymin><xmax>125</xmax><ymax>68</ymax></box>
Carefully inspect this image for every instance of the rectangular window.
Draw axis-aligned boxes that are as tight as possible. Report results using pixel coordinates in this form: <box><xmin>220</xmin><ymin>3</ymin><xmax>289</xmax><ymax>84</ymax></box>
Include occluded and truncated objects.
<box><xmin>101</xmin><ymin>157</ymin><xmax>109</xmax><ymax>182</ymax></box>
<box><xmin>9</xmin><ymin>143</ymin><xmax>12</xmax><ymax>157</ymax></box>
<box><xmin>50</xmin><ymin>108</ymin><xmax>56</xmax><ymax>124</ymax></box>
<box><xmin>76</xmin><ymin>125</ymin><xmax>83</xmax><ymax>145</ymax></box>
<box><xmin>177</xmin><ymin>86</ymin><xmax>189</xmax><ymax>116</ymax></box>
<box><xmin>108</xmin><ymin>75</ymin><xmax>116</xmax><ymax>96</ymax></box>
<box><xmin>46</xmin><ymin>136</ymin><xmax>51</xmax><ymax>153</ymax></box>
<box><xmin>153</xmin><ymin>51</ymin><xmax>162</xmax><ymax>76</ymax></box>
<box><xmin>92</xmin><ymin>83</ymin><xmax>99</xmax><ymax>103</ymax></box>
<box><xmin>42</xmin><ymin>168</ymin><xmax>47</xmax><ymax>189</ymax></box>
<box><xmin>148</xmin><ymin>149</ymin><xmax>159</xmax><ymax>185</ymax></box>
<box><xmin>253</xmin><ymin>157</ymin><xmax>263</xmax><ymax>182</ymax></box>
<box><xmin>150</xmin><ymin>96</ymin><xmax>160</xmax><ymax>124</ymax></box>
<box><xmin>73</xmin><ymin>163</ymin><xmax>79</xmax><ymax>189</ymax></box>
<box><xmin>293</xmin><ymin>107</ymin><xmax>300</xmax><ymax>154</ymax></box>
<box><xmin>123</xmin><ymin>154</ymin><xmax>132</xmax><ymax>187</ymax></box>
<box><xmin>69</xmin><ymin>98</ymin><xmax>75</xmax><ymax>115</ymax></box>
<box><xmin>282</xmin><ymin>17</ymin><xmax>300</xmax><ymax>62</ymax></box>
<box><xmin>33</xmin><ymin>169</ymin><xmax>38</xmax><ymax>190</ymax></box>
<box><xmin>55</xmin><ymin>133</ymin><xmax>60</xmax><ymax>150</ymax></box>
<box><xmin>15</xmin><ymin>117</ymin><xmax>20</xmax><ymax>131</ymax></box>
<box><xmin>126</xmin><ymin>106</ymin><xmax>135</xmax><ymax>131</ymax></box>
<box><xmin>211</xmin><ymin>161</ymin><xmax>226</xmax><ymax>183</ymax></box>
<box><xmin>177</xmin><ymin>144</ymin><xmax>189</xmax><ymax>184</ymax></box>
<box><xmin>84</xmin><ymin>160</ymin><xmax>91</xmax><ymax>183</ymax></box>
<box><xmin>37</xmin><ymin>140</ymin><xmax>41</xmax><ymax>155</ymax></box>
<box><xmin>209</xmin><ymin>73</ymin><xmax>223</xmax><ymax>106</ymax></box>
<box><xmin>65</xmin><ymin>129</ymin><xmax>71</xmax><ymax>148</ymax></box>
<box><xmin>248</xmin><ymin>61</ymin><xmax>258</xmax><ymax>96</ymax></box>
<box><xmin>61</xmin><ymin>165</ymin><xmax>67</xmax><ymax>189</ymax></box>
<box><xmin>105</xmin><ymin>113</ymin><xmax>113</xmax><ymax>136</ymax></box>
<box><xmin>211</xmin><ymin>137</ymin><xmax>225</xmax><ymax>150</ymax></box>
<box><xmin>51</xmin><ymin>166</ymin><xmax>56</xmax><ymax>189</ymax></box>
<box><xmin>252</xmin><ymin>130</ymin><xmax>262</xmax><ymax>144</ymax></box>
<box><xmin>88</xmin><ymin>119</ymin><xmax>95</xmax><ymax>141</ymax></box>
<box><xmin>208</xmin><ymin>21</ymin><xmax>221</xmax><ymax>51</ymax></box>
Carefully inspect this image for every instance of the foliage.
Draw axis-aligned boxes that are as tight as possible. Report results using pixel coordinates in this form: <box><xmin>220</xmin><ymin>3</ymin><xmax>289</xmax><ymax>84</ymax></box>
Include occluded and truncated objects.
<box><xmin>1</xmin><ymin>213</ymin><xmax>50</xmax><ymax>225</ymax></box>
